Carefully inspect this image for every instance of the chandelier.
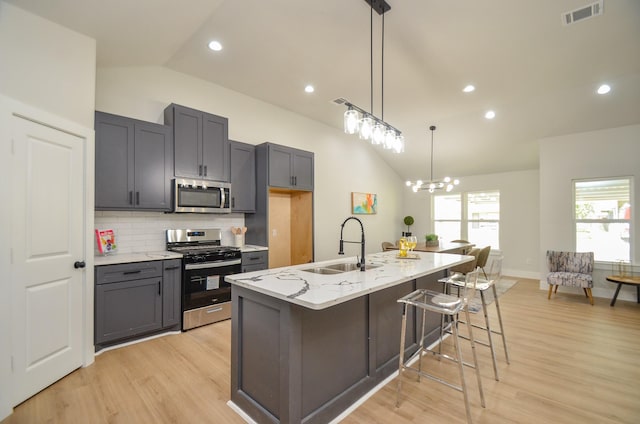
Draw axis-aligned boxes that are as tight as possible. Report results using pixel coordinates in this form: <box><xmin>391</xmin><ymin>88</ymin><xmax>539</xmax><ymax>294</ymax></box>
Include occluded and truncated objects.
<box><xmin>405</xmin><ymin>125</ymin><xmax>460</xmax><ymax>193</ymax></box>
<box><xmin>342</xmin><ymin>0</ymin><xmax>404</xmax><ymax>154</ymax></box>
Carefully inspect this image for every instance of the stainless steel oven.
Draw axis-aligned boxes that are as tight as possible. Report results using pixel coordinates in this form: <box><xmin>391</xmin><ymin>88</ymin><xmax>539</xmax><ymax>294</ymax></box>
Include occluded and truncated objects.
<box><xmin>167</xmin><ymin>228</ymin><xmax>241</xmax><ymax>330</ymax></box>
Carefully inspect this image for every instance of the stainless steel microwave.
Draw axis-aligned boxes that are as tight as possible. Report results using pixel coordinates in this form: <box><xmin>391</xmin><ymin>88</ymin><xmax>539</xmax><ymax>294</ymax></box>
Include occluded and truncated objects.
<box><xmin>173</xmin><ymin>179</ymin><xmax>231</xmax><ymax>213</ymax></box>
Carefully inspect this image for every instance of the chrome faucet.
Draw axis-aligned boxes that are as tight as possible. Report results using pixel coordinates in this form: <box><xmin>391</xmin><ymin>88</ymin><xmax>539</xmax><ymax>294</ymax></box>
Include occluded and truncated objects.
<box><xmin>338</xmin><ymin>216</ymin><xmax>366</xmax><ymax>271</ymax></box>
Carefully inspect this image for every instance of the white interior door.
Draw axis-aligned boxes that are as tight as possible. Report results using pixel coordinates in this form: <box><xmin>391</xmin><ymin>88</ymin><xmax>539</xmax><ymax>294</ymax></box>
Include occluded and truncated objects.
<box><xmin>11</xmin><ymin>115</ymin><xmax>85</xmax><ymax>405</ymax></box>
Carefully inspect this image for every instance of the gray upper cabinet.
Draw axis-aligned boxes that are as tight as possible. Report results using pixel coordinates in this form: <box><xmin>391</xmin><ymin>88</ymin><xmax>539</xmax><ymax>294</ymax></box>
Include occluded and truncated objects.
<box><xmin>230</xmin><ymin>140</ymin><xmax>256</xmax><ymax>212</ymax></box>
<box><xmin>164</xmin><ymin>103</ymin><xmax>230</xmax><ymax>182</ymax></box>
<box><xmin>95</xmin><ymin>111</ymin><xmax>172</xmax><ymax>211</ymax></box>
<box><xmin>268</xmin><ymin>144</ymin><xmax>314</xmax><ymax>190</ymax></box>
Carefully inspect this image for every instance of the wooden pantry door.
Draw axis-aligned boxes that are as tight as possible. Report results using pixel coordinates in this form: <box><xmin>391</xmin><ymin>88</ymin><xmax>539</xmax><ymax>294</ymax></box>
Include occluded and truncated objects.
<box><xmin>10</xmin><ymin>114</ymin><xmax>85</xmax><ymax>405</ymax></box>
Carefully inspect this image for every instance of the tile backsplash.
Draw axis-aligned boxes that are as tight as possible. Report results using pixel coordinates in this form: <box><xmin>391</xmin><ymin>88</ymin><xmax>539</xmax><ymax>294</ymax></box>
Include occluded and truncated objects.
<box><xmin>94</xmin><ymin>211</ymin><xmax>246</xmax><ymax>254</ymax></box>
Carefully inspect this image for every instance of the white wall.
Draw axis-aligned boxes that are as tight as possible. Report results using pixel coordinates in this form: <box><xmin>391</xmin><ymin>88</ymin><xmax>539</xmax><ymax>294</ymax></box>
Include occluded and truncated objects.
<box><xmin>539</xmin><ymin>124</ymin><xmax>640</xmax><ymax>300</ymax></box>
<box><xmin>0</xmin><ymin>3</ymin><xmax>96</xmax><ymax>420</ymax></box>
<box><xmin>95</xmin><ymin>66</ymin><xmax>405</xmax><ymax>261</ymax></box>
<box><xmin>403</xmin><ymin>169</ymin><xmax>540</xmax><ymax>279</ymax></box>
<box><xmin>0</xmin><ymin>2</ymin><xmax>96</xmax><ymax>128</ymax></box>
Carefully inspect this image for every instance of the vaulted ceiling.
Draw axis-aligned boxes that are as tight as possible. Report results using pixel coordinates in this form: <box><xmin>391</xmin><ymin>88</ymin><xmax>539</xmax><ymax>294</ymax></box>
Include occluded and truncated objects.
<box><xmin>8</xmin><ymin>0</ymin><xmax>640</xmax><ymax>180</ymax></box>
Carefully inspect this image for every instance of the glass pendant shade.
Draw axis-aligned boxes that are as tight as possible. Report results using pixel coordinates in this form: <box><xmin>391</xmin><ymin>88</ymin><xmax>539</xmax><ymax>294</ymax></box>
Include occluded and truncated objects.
<box><xmin>359</xmin><ymin>116</ymin><xmax>373</xmax><ymax>140</ymax></box>
<box><xmin>344</xmin><ymin>109</ymin><xmax>360</xmax><ymax>134</ymax></box>
<box><xmin>384</xmin><ymin>128</ymin><xmax>395</xmax><ymax>149</ymax></box>
<box><xmin>372</xmin><ymin>122</ymin><xmax>384</xmax><ymax>145</ymax></box>
<box><xmin>394</xmin><ymin>134</ymin><xmax>405</xmax><ymax>153</ymax></box>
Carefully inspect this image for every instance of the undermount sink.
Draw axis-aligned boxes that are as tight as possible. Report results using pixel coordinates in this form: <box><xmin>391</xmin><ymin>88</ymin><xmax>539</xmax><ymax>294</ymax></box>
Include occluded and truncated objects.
<box><xmin>300</xmin><ymin>263</ymin><xmax>382</xmax><ymax>275</ymax></box>
<box><xmin>325</xmin><ymin>263</ymin><xmax>382</xmax><ymax>272</ymax></box>
<box><xmin>300</xmin><ymin>267</ymin><xmax>344</xmax><ymax>275</ymax></box>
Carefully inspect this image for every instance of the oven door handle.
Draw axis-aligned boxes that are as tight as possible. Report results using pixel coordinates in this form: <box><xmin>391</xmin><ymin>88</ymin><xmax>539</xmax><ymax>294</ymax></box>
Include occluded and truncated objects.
<box><xmin>184</xmin><ymin>259</ymin><xmax>241</xmax><ymax>270</ymax></box>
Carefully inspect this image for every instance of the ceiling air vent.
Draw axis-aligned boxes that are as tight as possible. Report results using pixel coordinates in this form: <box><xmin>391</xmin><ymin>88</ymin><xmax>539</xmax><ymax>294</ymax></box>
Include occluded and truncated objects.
<box><xmin>332</xmin><ymin>98</ymin><xmax>348</xmax><ymax>105</ymax></box>
<box><xmin>562</xmin><ymin>0</ymin><xmax>603</xmax><ymax>26</ymax></box>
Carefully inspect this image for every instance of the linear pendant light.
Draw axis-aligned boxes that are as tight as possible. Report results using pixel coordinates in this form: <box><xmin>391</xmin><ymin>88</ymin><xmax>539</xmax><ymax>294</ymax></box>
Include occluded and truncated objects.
<box><xmin>342</xmin><ymin>0</ymin><xmax>404</xmax><ymax>153</ymax></box>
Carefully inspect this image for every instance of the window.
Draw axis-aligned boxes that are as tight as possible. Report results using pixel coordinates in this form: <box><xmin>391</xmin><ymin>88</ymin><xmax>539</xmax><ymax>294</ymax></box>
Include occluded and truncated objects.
<box><xmin>433</xmin><ymin>190</ymin><xmax>500</xmax><ymax>248</ymax></box>
<box><xmin>574</xmin><ymin>178</ymin><xmax>631</xmax><ymax>262</ymax></box>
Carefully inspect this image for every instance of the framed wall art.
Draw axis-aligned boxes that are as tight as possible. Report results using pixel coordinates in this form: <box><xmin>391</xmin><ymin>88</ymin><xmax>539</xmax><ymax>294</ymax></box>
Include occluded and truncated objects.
<box><xmin>351</xmin><ymin>192</ymin><xmax>377</xmax><ymax>215</ymax></box>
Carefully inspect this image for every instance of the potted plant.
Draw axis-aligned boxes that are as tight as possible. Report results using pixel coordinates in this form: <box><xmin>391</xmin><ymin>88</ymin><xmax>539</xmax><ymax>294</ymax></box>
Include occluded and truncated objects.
<box><xmin>403</xmin><ymin>216</ymin><xmax>414</xmax><ymax>236</ymax></box>
<box><xmin>425</xmin><ymin>233</ymin><xmax>439</xmax><ymax>246</ymax></box>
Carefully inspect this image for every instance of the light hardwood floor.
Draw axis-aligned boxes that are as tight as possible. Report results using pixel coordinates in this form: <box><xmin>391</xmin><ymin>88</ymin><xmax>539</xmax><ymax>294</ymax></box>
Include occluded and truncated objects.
<box><xmin>3</xmin><ymin>279</ymin><xmax>640</xmax><ymax>424</ymax></box>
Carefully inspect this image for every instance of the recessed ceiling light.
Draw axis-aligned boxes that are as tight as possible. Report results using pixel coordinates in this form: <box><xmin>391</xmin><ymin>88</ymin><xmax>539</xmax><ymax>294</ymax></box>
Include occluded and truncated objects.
<box><xmin>485</xmin><ymin>110</ymin><xmax>496</xmax><ymax>119</ymax></box>
<box><xmin>463</xmin><ymin>85</ymin><xmax>475</xmax><ymax>93</ymax></box>
<box><xmin>597</xmin><ymin>84</ymin><xmax>611</xmax><ymax>94</ymax></box>
<box><xmin>304</xmin><ymin>85</ymin><xmax>315</xmax><ymax>93</ymax></box>
<box><xmin>208</xmin><ymin>40</ymin><xmax>223</xmax><ymax>51</ymax></box>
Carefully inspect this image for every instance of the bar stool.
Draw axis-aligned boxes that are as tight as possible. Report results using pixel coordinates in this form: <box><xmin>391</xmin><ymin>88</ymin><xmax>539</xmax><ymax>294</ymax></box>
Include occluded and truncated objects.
<box><xmin>439</xmin><ymin>256</ymin><xmax>510</xmax><ymax>381</ymax></box>
<box><xmin>396</xmin><ymin>269</ymin><xmax>485</xmax><ymax>424</ymax></box>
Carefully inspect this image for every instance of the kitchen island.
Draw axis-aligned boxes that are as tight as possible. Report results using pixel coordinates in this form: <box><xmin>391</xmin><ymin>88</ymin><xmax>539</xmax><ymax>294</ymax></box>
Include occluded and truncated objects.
<box><xmin>226</xmin><ymin>251</ymin><xmax>473</xmax><ymax>424</ymax></box>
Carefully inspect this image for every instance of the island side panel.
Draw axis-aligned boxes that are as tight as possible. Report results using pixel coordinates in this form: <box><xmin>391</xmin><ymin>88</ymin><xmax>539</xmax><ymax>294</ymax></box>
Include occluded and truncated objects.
<box><xmin>298</xmin><ymin>296</ymin><xmax>371</xmax><ymax>423</ymax></box>
<box><xmin>369</xmin><ymin>270</ymin><xmax>446</xmax><ymax>379</ymax></box>
<box><xmin>232</xmin><ymin>286</ymin><xmax>284</xmax><ymax>424</ymax></box>
<box><xmin>370</xmin><ymin>280</ymin><xmax>417</xmax><ymax>377</ymax></box>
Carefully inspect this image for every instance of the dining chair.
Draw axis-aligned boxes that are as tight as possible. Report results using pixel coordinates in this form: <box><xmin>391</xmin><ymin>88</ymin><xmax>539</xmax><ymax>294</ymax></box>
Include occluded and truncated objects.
<box><xmin>381</xmin><ymin>241</ymin><xmax>395</xmax><ymax>251</ymax></box>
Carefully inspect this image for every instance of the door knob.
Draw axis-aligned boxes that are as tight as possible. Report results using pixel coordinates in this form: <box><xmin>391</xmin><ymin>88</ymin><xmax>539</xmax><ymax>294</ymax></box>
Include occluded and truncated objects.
<box><xmin>74</xmin><ymin>261</ymin><xmax>86</xmax><ymax>269</ymax></box>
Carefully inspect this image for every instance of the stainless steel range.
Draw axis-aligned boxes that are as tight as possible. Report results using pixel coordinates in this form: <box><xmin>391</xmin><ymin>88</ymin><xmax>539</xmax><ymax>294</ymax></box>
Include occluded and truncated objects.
<box><xmin>166</xmin><ymin>228</ymin><xmax>241</xmax><ymax>330</ymax></box>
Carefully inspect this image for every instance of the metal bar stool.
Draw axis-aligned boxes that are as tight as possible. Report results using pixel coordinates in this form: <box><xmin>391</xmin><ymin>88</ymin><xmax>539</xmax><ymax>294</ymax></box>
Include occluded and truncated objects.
<box><xmin>439</xmin><ymin>256</ymin><xmax>510</xmax><ymax>381</ymax></box>
<box><xmin>396</xmin><ymin>270</ymin><xmax>485</xmax><ymax>424</ymax></box>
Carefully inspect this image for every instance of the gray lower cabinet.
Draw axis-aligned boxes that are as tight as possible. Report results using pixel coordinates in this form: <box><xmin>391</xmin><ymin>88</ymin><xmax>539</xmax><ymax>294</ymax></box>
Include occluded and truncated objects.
<box><xmin>230</xmin><ymin>140</ymin><xmax>256</xmax><ymax>212</ymax></box>
<box><xmin>164</xmin><ymin>103</ymin><xmax>230</xmax><ymax>182</ymax></box>
<box><xmin>95</xmin><ymin>259</ymin><xmax>182</xmax><ymax>350</ymax></box>
<box><xmin>162</xmin><ymin>259</ymin><xmax>182</xmax><ymax>328</ymax></box>
<box><xmin>241</xmin><ymin>250</ymin><xmax>268</xmax><ymax>272</ymax></box>
<box><xmin>95</xmin><ymin>111</ymin><xmax>173</xmax><ymax>211</ymax></box>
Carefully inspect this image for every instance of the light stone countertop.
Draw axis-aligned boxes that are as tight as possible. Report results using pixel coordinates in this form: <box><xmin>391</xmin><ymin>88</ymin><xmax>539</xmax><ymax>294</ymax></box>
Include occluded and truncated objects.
<box><xmin>240</xmin><ymin>245</ymin><xmax>269</xmax><ymax>252</ymax></box>
<box><xmin>94</xmin><ymin>251</ymin><xmax>183</xmax><ymax>266</ymax></box>
<box><xmin>225</xmin><ymin>250</ymin><xmax>473</xmax><ymax>310</ymax></box>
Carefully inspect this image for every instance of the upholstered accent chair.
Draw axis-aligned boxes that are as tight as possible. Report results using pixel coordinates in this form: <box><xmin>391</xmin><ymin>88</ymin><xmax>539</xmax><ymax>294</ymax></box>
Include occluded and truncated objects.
<box><xmin>546</xmin><ymin>251</ymin><xmax>594</xmax><ymax>305</ymax></box>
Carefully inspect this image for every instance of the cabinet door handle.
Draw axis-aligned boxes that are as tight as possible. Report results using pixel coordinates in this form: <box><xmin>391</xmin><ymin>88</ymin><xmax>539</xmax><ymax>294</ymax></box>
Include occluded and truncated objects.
<box><xmin>164</xmin><ymin>266</ymin><xmax>180</xmax><ymax>271</ymax></box>
<box><xmin>123</xmin><ymin>270</ymin><xmax>142</xmax><ymax>275</ymax></box>
<box><xmin>136</xmin><ymin>191</ymin><xmax>140</xmax><ymax>205</ymax></box>
<box><xmin>290</xmin><ymin>176</ymin><xmax>294</xmax><ymax>186</ymax></box>
<box><xmin>158</xmin><ymin>281</ymin><xmax>161</xmax><ymax>295</ymax></box>
<box><xmin>129</xmin><ymin>191</ymin><xmax>133</xmax><ymax>205</ymax></box>
<box><xmin>231</xmin><ymin>197</ymin><xmax>235</xmax><ymax>208</ymax></box>
<box><xmin>294</xmin><ymin>176</ymin><xmax>297</xmax><ymax>186</ymax></box>
<box><xmin>199</xmin><ymin>165</ymin><xmax>203</xmax><ymax>176</ymax></box>
<box><xmin>204</xmin><ymin>165</ymin><xmax>207</xmax><ymax>176</ymax></box>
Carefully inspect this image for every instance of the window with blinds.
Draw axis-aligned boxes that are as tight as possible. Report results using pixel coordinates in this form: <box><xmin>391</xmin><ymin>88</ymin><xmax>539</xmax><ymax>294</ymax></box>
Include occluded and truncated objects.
<box><xmin>574</xmin><ymin>177</ymin><xmax>632</xmax><ymax>262</ymax></box>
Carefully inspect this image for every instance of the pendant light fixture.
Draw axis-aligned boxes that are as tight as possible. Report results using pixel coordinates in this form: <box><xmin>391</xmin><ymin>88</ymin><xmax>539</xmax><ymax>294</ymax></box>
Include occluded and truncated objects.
<box><xmin>405</xmin><ymin>125</ymin><xmax>460</xmax><ymax>193</ymax></box>
<box><xmin>342</xmin><ymin>0</ymin><xmax>404</xmax><ymax>153</ymax></box>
